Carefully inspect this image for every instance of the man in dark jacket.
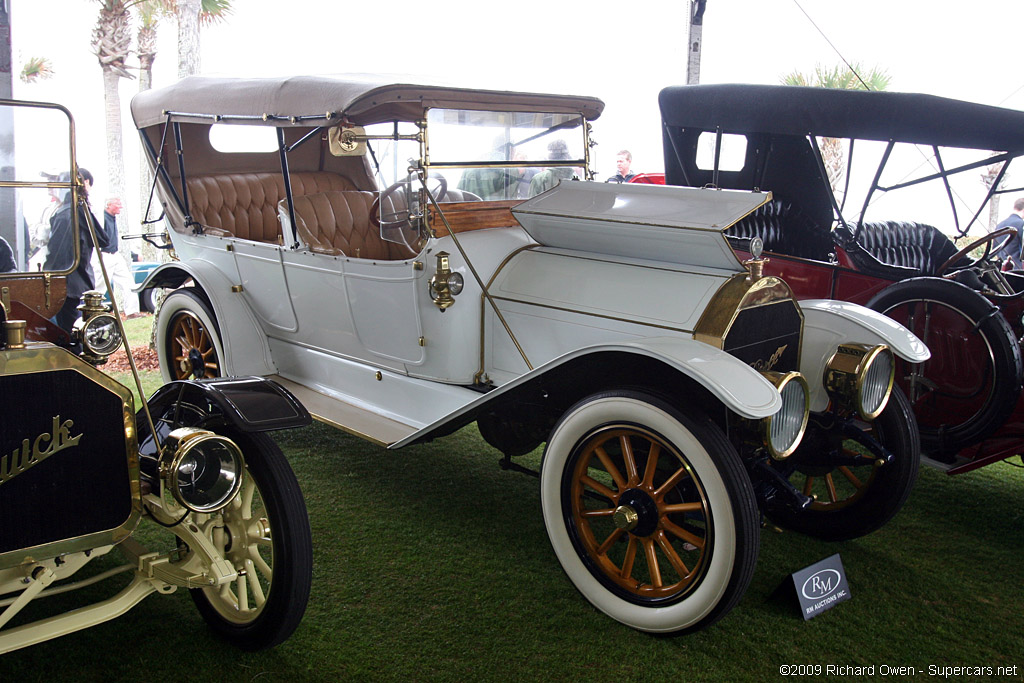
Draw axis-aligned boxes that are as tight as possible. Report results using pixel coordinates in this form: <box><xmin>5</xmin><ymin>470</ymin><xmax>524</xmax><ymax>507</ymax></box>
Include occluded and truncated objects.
<box><xmin>43</xmin><ymin>168</ymin><xmax>109</xmax><ymax>332</ymax></box>
<box><xmin>605</xmin><ymin>150</ymin><xmax>636</xmax><ymax>183</ymax></box>
<box><xmin>995</xmin><ymin>197</ymin><xmax>1024</xmax><ymax>269</ymax></box>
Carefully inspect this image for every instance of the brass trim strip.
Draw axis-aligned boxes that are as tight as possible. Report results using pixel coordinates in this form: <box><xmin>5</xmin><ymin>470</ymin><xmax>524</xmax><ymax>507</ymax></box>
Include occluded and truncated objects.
<box><xmin>0</xmin><ymin>345</ymin><xmax>142</xmax><ymax>571</ymax></box>
<box><xmin>487</xmin><ymin>294</ymin><xmax>692</xmax><ymax>334</ymax></box>
<box><xmin>418</xmin><ymin>175</ymin><xmax>533</xmax><ymax>370</ymax></box>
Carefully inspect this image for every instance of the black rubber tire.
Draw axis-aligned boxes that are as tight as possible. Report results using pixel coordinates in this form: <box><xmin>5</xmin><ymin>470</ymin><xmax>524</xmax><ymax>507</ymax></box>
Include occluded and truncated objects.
<box><xmin>139</xmin><ymin>287</ymin><xmax>158</xmax><ymax>313</ymax></box>
<box><xmin>540</xmin><ymin>390</ymin><xmax>760</xmax><ymax>633</ymax></box>
<box><xmin>156</xmin><ymin>288</ymin><xmax>224</xmax><ymax>382</ymax></box>
<box><xmin>190</xmin><ymin>429</ymin><xmax>313</xmax><ymax>651</ymax></box>
<box><xmin>868</xmin><ymin>277</ymin><xmax>1022</xmax><ymax>454</ymax></box>
<box><xmin>767</xmin><ymin>386</ymin><xmax>919</xmax><ymax>541</ymax></box>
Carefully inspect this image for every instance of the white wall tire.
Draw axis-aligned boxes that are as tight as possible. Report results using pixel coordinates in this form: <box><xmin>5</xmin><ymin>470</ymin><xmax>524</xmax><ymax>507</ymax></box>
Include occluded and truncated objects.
<box><xmin>540</xmin><ymin>391</ymin><xmax>760</xmax><ymax>633</ymax></box>
<box><xmin>156</xmin><ymin>288</ymin><xmax>226</xmax><ymax>383</ymax></box>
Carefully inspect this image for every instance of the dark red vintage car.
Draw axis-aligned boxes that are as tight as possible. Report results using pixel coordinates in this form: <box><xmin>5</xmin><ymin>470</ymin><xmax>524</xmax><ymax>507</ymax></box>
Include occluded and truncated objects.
<box><xmin>655</xmin><ymin>84</ymin><xmax>1024</xmax><ymax>474</ymax></box>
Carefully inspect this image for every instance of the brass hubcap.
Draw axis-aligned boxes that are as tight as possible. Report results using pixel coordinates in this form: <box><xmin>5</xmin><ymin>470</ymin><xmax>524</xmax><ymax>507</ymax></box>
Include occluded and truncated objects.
<box><xmin>612</xmin><ymin>505</ymin><xmax>639</xmax><ymax>531</ymax></box>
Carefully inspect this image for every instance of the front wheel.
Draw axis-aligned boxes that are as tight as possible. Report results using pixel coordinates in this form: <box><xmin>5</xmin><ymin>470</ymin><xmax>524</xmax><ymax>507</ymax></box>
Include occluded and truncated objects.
<box><xmin>767</xmin><ymin>386</ymin><xmax>919</xmax><ymax>541</ymax></box>
<box><xmin>540</xmin><ymin>391</ymin><xmax>760</xmax><ymax>633</ymax></box>
<box><xmin>190</xmin><ymin>429</ymin><xmax>313</xmax><ymax>650</ymax></box>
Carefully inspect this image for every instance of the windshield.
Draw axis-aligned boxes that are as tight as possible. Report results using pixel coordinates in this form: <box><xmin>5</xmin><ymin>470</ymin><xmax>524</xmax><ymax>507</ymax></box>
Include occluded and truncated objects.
<box><xmin>427</xmin><ymin>108</ymin><xmax>587</xmax><ymax>200</ymax></box>
<box><xmin>0</xmin><ymin>102</ymin><xmax>80</xmax><ymax>276</ymax></box>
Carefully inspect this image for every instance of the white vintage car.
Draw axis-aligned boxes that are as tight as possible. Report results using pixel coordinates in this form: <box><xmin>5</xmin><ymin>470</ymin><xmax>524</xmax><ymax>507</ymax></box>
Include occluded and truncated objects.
<box><xmin>132</xmin><ymin>75</ymin><xmax>928</xmax><ymax>633</ymax></box>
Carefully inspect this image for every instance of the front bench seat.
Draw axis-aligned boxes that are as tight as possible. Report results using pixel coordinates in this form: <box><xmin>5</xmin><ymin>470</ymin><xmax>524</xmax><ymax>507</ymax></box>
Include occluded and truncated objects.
<box><xmin>287</xmin><ymin>191</ymin><xmax>415</xmax><ymax>261</ymax></box>
<box><xmin>836</xmin><ymin>220</ymin><xmax>964</xmax><ymax>277</ymax></box>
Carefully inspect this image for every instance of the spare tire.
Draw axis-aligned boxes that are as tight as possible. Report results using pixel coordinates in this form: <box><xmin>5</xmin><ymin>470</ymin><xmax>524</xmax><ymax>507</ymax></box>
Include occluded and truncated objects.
<box><xmin>867</xmin><ymin>277</ymin><xmax>1022</xmax><ymax>456</ymax></box>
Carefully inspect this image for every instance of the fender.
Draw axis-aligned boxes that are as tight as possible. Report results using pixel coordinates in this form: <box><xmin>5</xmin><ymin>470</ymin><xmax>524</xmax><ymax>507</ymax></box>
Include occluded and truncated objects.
<box><xmin>391</xmin><ymin>336</ymin><xmax>783</xmax><ymax>449</ymax></box>
<box><xmin>140</xmin><ymin>260</ymin><xmax>275</xmax><ymax>377</ymax></box>
<box><xmin>799</xmin><ymin>299</ymin><xmax>930</xmax><ymax>412</ymax></box>
<box><xmin>143</xmin><ymin>376</ymin><xmax>311</xmax><ymax>433</ymax></box>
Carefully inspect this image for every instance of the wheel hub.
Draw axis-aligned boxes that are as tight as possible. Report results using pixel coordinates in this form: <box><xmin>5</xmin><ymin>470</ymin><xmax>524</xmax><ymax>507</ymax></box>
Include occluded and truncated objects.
<box><xmin>612</xmin><ymin>505</ymin><xmax>639</xmax><ymax>531</ymax></box>
<box><xmin>617</xmin><ymin>488</ymin><xmax>659</xmax><ymax>537</ymax></box>
<box><xmin>187</xmin><ymin>348</ymin><xmax>205</xmax><ymax>378</ymax></box>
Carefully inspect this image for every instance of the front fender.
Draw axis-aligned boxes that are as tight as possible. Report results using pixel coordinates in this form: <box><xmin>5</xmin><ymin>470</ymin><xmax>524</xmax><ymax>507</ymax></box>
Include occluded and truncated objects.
<box><xmin>800</xmin><ymin>299</ymin><xmax>930</xmax><ymax>412</ymax></box>
<box><xmin>143</xmin><ymin>376</ymin><xmax>312</xmax><ymax>433</ymax></box>
<box><xmin>391</xmin><ymin>337</ymin><xmax>782</xmax><ymax>449</ymax></box>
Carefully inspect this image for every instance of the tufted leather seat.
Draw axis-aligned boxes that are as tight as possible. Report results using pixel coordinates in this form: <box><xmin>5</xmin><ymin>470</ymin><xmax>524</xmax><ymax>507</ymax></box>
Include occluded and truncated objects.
<box><xmin>842</xmin><ymin>221</ymin><xmax>962</xmax><ymax>276</ymax></box>
<box><xmin>185</xmin><ymin>172</ymin><xmax>358</xmax><ymax>243</ymax></box>
<box><xmin>289</xmin><ymin>190</ymin><xmax>416</xmax><ymax>260</ymax></box>
<box><xmin>726</xmin><ymin>199</ymin><xmax>833</xmax><ymax>261</ymax></box>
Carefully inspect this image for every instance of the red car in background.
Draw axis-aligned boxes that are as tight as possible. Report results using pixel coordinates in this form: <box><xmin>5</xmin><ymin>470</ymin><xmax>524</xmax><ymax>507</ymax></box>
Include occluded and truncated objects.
<box><xmin>654</xmin><ymin>84</ymin><xmax>1024</xmax><ymax>474</ymax></box>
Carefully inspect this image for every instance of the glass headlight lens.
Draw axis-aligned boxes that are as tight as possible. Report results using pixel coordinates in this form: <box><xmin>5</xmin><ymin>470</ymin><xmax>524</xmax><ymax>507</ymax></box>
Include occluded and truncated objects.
<box><xmin>81</xmin><ymin>313</ymin><xmax>121</xmax><ymax>356</ymax></box>
<box><xmin>448</xmin><ymin>271</ymin><xmax>464</xmax><ymax>296</ymax></box>
<box><xmin>824</xmin><ymin>344</ymin><xmax>895</xmax><ymax>420</ymax></box>
<box><xmin>762</xmin><ymin>371</ymin><xmax>810</xmax><ymax>459</ymax></box>
<box><xmin>162</xmin><ymin>428</ymin><xmax>245</xmax><ymax>513</ymax></box>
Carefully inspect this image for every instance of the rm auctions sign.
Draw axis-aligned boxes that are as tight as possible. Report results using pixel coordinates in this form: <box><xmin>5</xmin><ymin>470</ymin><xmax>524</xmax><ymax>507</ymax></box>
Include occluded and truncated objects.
<box><xmin>790</xmin><ymin>553</ymin><xmax>851</xmax><ymax>620</ymax></box>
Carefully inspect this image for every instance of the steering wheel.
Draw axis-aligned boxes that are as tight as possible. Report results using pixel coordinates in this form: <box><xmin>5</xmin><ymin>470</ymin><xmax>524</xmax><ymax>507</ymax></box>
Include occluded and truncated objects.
<box><xmin>936</xmin><ymin>226</ymin><xmax>1017</xmax><ymax>276</ymax></box>
<box><xmin>369</xmin><ymin>175</ymin><xmax>447</xmax><ymax>231</ymax></box>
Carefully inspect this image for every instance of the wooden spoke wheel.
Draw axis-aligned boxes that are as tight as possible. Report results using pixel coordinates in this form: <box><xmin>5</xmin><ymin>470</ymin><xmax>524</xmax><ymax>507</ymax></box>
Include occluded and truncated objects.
<box><xmin>568</xmin><ymin>427</ymin><xmax>710</xmax><ymax>602</ymax></box>
<box><xmin>541</xmin><ymin>391</ymin><xmax>759</xmax><ymax>633</ymax></box>
<box><xmin>769</xmin><ymin>386</ymin><xmax>919</xmax><ymax>541</ymax></box>
<box><xmin>190</xmin><ymin>430</ymin><xmax>313</xmax><ymax>650</ymax></box>
<box><xmin>157</xmin><ymin>289</ymin><xmax>224</xmax><ymax>382</ymax></box>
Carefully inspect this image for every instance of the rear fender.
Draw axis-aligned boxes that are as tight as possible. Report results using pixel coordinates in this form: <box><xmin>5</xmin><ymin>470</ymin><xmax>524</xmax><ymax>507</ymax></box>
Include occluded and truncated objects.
<box><xmin>142</xmin><ymin>261</ymin><xmax>275</xmax><ymax>376</ymax></box>
<box><xmin>800</xmin><ymin>299</ymin><xmax>930</xmax><ymax>412</ymax></box>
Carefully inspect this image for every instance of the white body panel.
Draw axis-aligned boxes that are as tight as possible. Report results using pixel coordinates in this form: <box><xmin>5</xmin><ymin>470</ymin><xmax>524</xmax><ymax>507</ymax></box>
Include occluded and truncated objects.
<box><xmin>159</xmin><ymin>182</ymin><xmax>884</xmax><ymax>445</ymax></box>
<box><xmin>513</xmin><ymin>182</ymin><xmax>767</xmax><ymax>270</ymax></box>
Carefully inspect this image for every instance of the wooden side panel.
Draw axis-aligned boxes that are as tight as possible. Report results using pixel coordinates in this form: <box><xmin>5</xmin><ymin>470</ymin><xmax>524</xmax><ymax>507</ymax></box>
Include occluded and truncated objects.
<box><xmin>0</xmin><ymin>275</ymin><xmax>67</xmax><ymax>319</ymax></box>
<box><xmin>429</xmin><ymin>200</ymin><xmax>522</xmax><ymax>236</ymax></box>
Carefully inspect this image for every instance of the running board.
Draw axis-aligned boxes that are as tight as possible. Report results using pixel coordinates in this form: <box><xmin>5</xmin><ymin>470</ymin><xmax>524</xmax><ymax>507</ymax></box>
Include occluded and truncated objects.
<box><xmin>269</xmin><ymin>375</ymin><xmax>418</xmax><ymax>447</ymax></box>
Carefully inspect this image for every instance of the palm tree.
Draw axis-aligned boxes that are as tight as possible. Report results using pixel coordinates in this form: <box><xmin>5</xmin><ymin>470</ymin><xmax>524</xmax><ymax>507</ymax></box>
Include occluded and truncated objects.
<box><xmin>20</xmin><ymin>57</ymin><xmax>54</xmax><ymax>84</ymax></box>
<box><xmin>92</xmin><ymin>0</ymin><xmax>143</xmax><ymax>254</ymax></box>
<box><xmin>781</xmin><ymin>63</ymin><xmax>892</xmax><ymax>191</ymax></box>
<box><xmin>170</xmin><ymin>0</ymin><xmax>231</xmax><ymax>77</ymax></box>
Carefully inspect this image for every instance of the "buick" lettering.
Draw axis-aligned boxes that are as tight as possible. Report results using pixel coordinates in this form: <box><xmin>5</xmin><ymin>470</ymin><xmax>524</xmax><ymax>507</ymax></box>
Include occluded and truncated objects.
<box><xmin>0</xmin><ymin>416</ymin><xmax>83</xmax><ymax>487</ymax></box>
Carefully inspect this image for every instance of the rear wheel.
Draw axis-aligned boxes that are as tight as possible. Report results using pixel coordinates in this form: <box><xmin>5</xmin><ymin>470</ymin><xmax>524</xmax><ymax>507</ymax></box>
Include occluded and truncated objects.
<box><xmin>868</xmin><ymin>277</ymin><xmax>1022</xmax><ymax>455</ymax></box>
<box><xmin>190</xmin><ymin>429</ymin><xmax>313</xmax><ymax>650</ymax></box>
<box><xmin>767</xmin><ymin>386</ymin><xmax>919</xmax><ymax>541</ymax></box>
<box><xmin>540</xmin><ymin>391</ymin><xmax>759</xmax><ymax>633</ymax></box>
<box><xmin>157</xmin><ymin>288</ymin><xmax>224</xmax><ymax>382</ymax></box>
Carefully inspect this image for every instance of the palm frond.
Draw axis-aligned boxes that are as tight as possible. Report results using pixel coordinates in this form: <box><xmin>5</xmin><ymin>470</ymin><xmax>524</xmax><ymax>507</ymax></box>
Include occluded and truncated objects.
<box><xmin>19</xmin><ymin>57</ymin><xmax>54</xmax><ymax>84</ymax></box>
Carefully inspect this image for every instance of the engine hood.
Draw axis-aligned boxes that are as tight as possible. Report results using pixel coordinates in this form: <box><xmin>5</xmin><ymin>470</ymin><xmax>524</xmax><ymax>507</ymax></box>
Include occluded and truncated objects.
<box><xmin>511</xmin><ymin>181</ymin><xmax>769</xmax><ymax>272</ymax></box>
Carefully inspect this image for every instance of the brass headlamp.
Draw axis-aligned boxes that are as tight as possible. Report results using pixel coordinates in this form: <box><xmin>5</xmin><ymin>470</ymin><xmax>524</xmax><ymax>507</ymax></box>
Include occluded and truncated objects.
<box><xmin>159</xmin><ymin>428</ymin><xmax>245</xmax><ymax>513</ymax></box>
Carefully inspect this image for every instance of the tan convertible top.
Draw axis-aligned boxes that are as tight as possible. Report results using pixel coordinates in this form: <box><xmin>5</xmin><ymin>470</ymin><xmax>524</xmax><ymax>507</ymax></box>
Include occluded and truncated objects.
<box><xmin>131</xmin><ymin>74</ymin><xmax>605</xmax><ymax>128</ymax></box>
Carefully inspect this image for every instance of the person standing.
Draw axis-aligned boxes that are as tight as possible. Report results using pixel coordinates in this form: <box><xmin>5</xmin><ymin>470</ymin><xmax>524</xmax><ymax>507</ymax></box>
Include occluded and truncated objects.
<box><xmin>605</xmin><ymin>150</ymin><xmax>636</xmax><ymax>183</ymax></box>
<box><xmin>43</xmin><ymin>168</ymin><xmax>109</xmax><ymax>332</ymax></box>
<box><xmin>995</xmin><ymin>198</ymin><xmax>1024</xmax><ymax>269</ymax></box>
<box><xmin>96</xmin><ymin>196</ymin><xmax>141</xmax><ymax>318</ymax></box>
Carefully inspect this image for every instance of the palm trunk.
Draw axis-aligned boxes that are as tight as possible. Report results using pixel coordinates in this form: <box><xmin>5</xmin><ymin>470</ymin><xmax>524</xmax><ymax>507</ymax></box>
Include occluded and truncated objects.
<box><xmin>102</xmin><ymin>67</ymin><xmax>127</xmax><ymax>255</ymax></box>
<box><xmin>177</xmin><ymin>0</ymin><xmax>202</xmax><ymax>78</ymax></box>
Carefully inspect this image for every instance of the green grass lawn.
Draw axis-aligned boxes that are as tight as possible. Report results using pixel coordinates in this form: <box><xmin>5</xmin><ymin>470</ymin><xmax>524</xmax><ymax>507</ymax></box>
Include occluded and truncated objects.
<box><xmin>3</xmin><ymin>413</ymin><xmax>1023</xmax><ymax>681</ymax></box>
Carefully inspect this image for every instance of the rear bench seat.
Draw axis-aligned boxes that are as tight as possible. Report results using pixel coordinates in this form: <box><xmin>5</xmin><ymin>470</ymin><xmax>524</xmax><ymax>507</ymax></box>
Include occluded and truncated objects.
<box><xmin>185</xmin><ymin>172</ymin><xmax>359</xmax><ymax>243</ymax></box>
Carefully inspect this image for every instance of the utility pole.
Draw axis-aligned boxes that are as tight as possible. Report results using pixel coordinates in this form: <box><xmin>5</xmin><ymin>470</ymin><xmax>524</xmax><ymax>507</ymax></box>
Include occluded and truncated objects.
<box><xmin>687</xmin><ymin>0</ymin><xmax>706</xmax><ymax>85</ymax></box>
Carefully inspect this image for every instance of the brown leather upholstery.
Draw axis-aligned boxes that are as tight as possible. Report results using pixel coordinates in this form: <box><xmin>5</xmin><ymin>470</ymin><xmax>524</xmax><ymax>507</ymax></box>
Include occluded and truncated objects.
<box><xmin>186</xmin><ymin>172</ymin><xmax>358</xmax><ymax>243</ymax></box>
<box><xmin>291</xmin><ymin>190</ymin><xmax>415</xmax><ymax>260</ymax></box>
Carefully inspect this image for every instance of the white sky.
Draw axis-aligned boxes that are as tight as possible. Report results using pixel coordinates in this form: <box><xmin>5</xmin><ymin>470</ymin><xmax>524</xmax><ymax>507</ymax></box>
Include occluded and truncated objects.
<box><xmin>11</xmin><ymin>0</ymin><xmax>1024</xmax><ymax>235</ymax></box>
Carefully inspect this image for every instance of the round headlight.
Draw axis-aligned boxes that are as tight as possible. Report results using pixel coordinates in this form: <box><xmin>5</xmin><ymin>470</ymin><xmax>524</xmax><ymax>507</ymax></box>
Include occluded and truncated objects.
<box><xmin>824</xmin><ymin>344</ymin><xmax>895</xmax><ymax>420</ymax></box>
<box><xmin>80</xmin><ymin>313</ymin><xmax>121</xmax><ymax>356</ymax></box>
<box><xmin>161</xmin><ymin>428</ymin><xmax>245</xmax><ymax>513</ymax></box>
<box><xmin>762</xmin><ymin>371</ymin><xmax>810</xmax><ymax>459</ymax></box>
